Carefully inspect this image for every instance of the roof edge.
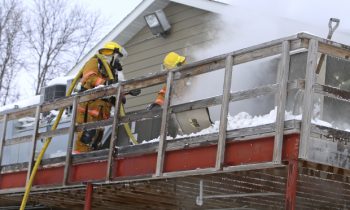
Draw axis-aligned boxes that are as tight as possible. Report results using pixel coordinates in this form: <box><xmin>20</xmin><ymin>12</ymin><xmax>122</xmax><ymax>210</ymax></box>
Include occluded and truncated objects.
<box><xmin>170</xmin><ymin>0</ymin><xmax>229</xmax><ymax>14</ymax></box>
<box><xmin>68</xmin><ymin>0</ymin><xmax>159</xmax><ymax>76</ymax></box>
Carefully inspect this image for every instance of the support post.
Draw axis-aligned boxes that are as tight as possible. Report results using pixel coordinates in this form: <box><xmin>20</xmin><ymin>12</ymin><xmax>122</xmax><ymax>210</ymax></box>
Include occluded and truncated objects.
<box><xmin>63</xmin><ymin>96</ymin><xmax>79</xmax><ymax>185</ymax></box>
<box><xmin>299</xmin><ymin>39</ymin><xmax>318</xmax><ymax>159</ymax></box>
<box><xmin>155</xmin><ymin>71</ymin><xmax>174</xmax><ymax>177</ymax></box>
<box><xmin>106</xmin><ymin>86</ymin><xmax>122</xmax><ymax>181</ymax></box>
<box><xmin>215</xmin><ymin>54</ymin><xmax>233</xmax><ymax>170</ymax></box>
<box><xmin>84</xmin><ymin>182</ymin><xmax>93</xmax><ymax>210</ymax></box>
<box><xmin>273</xmin><ymin>41</ymin><xmax>291</xmax><ymax>163</ymax></box>
<box><xmin>285</xmin><ymin>159</ymin><xmax>298</xmax><ymax>210</ymax></box>
<box><xmin>26</xmin><ymin>105</ymin><xmax>41</xmax><ymax>183</ymax></box>
<box><xmin>0</xmin><ymin>114</ymin><xmax>8</xmax><ymax>167</ymax></box>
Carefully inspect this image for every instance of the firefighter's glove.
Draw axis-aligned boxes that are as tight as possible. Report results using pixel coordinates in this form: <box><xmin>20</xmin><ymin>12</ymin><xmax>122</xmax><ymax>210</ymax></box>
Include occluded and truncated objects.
<box><xmin>146</xmin><ymin>103</ymin><xmax>161</xmax><ymax>111</ymax></box>
<box><xmin>128</xmin><ymin>89</ymin><xmax>141</xmax><ymax>96</ymax></box>
<box><xmin>81</xmin><ymin>130</ymin><xmax>96</xmax><ymax>145</ymax></box>
<box><xmin>110</xmin><ymin>58</ymin><xmax>123</xmax><ymax>71</ymax></box>
<box><xmin>106</xmin><ymin>78</ymin><xmax>118</xmax><ymax>85</ymax></box>
<box><xmin>109</xmin><ymin>96</ymin><xmax>126</xmax><ymax>105</ymax></box>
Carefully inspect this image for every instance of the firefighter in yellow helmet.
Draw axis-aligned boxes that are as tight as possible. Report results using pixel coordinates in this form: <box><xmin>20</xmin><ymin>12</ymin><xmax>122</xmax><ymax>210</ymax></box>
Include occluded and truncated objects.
<box><xmin>147</xmin><ymin>52</ymin><xmax>186</xmax><ymax>110</ymax></box>
<box><xmin>74</xmin><ymin>41</ymin><xmax>140</xmax><ymax>153</ymax></box>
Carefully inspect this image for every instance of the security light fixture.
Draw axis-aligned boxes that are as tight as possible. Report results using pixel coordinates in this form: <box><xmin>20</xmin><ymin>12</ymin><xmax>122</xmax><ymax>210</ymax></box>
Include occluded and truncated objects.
<box><xmin>144</xmin><ymin>9</ymin><xmax>171</xmax><ymax>37</ymax></box>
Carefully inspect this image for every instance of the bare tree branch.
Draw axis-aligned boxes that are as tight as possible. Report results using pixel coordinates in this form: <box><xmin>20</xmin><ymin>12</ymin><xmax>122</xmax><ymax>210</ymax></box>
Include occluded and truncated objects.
<box><xmin>0</xmin><ymin>0</ymin><xmax>23</xmax><ymax>105</ymax></box>
<box><xmin>24</xmin><ymin>0</ymin><xmax>103</xmax><ymax>95</ymax></box>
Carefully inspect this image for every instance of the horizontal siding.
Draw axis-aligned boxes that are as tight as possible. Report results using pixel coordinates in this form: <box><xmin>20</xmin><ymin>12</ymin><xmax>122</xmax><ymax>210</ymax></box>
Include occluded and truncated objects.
<box><xmin>124</xmin><ymin>31</ymin><xmax>213</xmax><ymax>74</ymax></box>
<box><xmin>122</xmin><ymin>3</ymin><xmax>216</xmax><ymax>112</ymax></box>
<box><xmin>125</xmin><ymin>21</ymin><xmax>211</xmax><ymax>58</ymax></box>
<box><xmin>124</xmin><ymin>30</ymin><xmax>211</xmax><ymax>67</ymax></box>
<box><xmin>127</xmin><ymin>8</ymin><xmax>208</xmax><ymax>46</ymax></box>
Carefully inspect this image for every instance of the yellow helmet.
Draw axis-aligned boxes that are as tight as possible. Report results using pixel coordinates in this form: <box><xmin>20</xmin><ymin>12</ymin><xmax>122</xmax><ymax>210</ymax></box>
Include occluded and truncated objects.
<box><xmin>163</xmin><ymin>52</ymin><xmax>186</xmax><ymax>70</ymax></box>
<box><xmin>99</xmin><ymin>41</ymin><xmax>127</xmax><ymax>57</ymax></box>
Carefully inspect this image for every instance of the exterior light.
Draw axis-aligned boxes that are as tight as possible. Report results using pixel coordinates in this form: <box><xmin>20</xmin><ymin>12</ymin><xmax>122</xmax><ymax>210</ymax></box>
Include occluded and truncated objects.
<box><xmin>144</xmin><ymin>10</ymin><xmax>171</xmax><ymax>37</ymax></box>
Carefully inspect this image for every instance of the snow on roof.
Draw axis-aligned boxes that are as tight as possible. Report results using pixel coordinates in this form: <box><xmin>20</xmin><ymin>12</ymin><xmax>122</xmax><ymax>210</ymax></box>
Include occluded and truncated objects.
<box><xmin>0</xmin><ymin>95</ymin><xmax>41</xmax><ymax>113</ymax></box>
<box><xmin>0</xmin><ymin>75</ymin><xmax>73</xmax><ymax>113</ymax></box>
<box><xmin>47</xmin><ymin>75</ymin><xmax>74</xmax><ymax>86</ymax></box>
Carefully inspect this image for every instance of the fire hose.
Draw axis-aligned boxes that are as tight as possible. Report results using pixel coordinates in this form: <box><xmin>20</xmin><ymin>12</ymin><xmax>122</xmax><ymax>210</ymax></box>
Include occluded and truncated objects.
<box><xmin>20</xmin><ymin>55</ymin><xmax>138</xmax><ymax>210</ymax></box>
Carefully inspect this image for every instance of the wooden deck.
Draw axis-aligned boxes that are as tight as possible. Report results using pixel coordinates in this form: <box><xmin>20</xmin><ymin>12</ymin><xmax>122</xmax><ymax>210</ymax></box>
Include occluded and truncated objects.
<box><xmin>0</xmin><ymin>33</ymin><xmax>350</xmax><ymax>209</ymax></box>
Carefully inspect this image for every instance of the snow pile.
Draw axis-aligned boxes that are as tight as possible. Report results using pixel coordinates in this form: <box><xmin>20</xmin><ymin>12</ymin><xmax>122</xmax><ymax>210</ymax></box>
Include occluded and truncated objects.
<box><xmin>0</xmin><ymin>95</ymin><xmax>41</xmax><ymax>112</ymax></box>
<box><xmin>49</xmin><ymin>150</ymin><xmax>66</xmax><ymax>158</ymax></box>
<box><xmin>141</xmin><ymin>106</ymin><xmax>336</xmax><ymax>144</ymax></box>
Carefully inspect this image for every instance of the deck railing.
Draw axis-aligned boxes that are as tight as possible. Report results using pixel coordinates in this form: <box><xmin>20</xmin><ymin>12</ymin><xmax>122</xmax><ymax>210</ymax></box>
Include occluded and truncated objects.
<box><xmin>0</xmin><ymin>33</ymin><xmax>350</xmax><ymax>187</ymax></box>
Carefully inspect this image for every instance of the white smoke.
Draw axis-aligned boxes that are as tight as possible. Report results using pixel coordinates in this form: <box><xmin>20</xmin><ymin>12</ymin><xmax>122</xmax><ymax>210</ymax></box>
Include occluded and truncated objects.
<box><xmin>173</xmin><ymin>0</ymin><xmax>350</xmax><ymax>122</ymax></box>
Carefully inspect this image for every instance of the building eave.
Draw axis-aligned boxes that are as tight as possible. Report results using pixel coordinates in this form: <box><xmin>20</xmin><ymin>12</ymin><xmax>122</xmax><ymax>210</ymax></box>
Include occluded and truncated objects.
<box><xmin>67</xmin><ymin>0</ymin><xmax>228</xmax><ymax>76</ymax></box>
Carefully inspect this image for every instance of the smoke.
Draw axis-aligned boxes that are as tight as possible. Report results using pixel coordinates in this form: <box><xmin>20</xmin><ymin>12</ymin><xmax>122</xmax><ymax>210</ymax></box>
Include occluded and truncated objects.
<box><xmin>173</xmin><ymin>0</ymin><xmax>350</xmax><ymax>122</ymax></box>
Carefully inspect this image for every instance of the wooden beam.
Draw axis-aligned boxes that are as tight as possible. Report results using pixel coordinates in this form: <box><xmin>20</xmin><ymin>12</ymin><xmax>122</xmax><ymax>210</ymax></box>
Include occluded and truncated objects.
<box><xmin>215</xmin><ymin>55</ymin><xmax>233</xmax><ymax>170</ymax></box>
<box><xmin>26</xmin><ymin>105</ymin><xmax>41</xmax><ymax>183</ymax></box>
<box><xmin>155</xmin><ymin>71</ymin><xmax>174</xmax><ymax>177</ymax></box>
<box><xmin>75</xmin><ymin>118</ymin><xmax>113</xmax><ymax>132</ymax></box>
<box><xmin>313</xmin><ymin>83</ymin><xmax>350</xmax><ymax>102</ymax></box>
<box><xmin>273</xmin><ymin>41</ymin><xmax>291</xmax><ymax>163</ymax></box>
<box><xmin>63</xmin><ymin>96</ymin><xmax>79</xmax><ymax>185</ymax></box>
<box><xmin>0</xmin><ymin>106</ymin><xmax>36</xmax><ymax>121</ymax></box>
<box><xmin>3</xmin><ymin>127</ymin><xmax>70</xmax><ymax>146</ymax></box>
<box><xmin>106</xmin><ymin>86</ymin><xmax>122</xmax><ymax>181</ymax></box>
<box><xmin>299</xmin><ymin>39</ymin><xmax>318</xmax><ymax>159</ymax></box>
<box><xmin>0</xmin><ymin>114</ymin><xmax>8</xmax><ymax>167</ymax></box>
<box><xmin>311</xmin><ymin>124</ymin><xmax>350</xmax><ymax>140</ymax></box>
<box><xmin>299</xmin><ymin>33</ymin><xmax>350</xmax><ymax>60</ymax></box>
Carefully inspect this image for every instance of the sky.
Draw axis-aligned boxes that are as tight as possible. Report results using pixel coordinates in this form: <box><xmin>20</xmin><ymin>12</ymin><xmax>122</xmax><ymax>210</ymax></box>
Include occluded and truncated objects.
<box><xmin>76</xmin><ymin>0</ymin><xmax>142</xmax><ymax>36</ymax></box>
<box><xmin>16</xmin><ymin>0</ymin><xmax>142</xmax><ymax>99</ymax></box>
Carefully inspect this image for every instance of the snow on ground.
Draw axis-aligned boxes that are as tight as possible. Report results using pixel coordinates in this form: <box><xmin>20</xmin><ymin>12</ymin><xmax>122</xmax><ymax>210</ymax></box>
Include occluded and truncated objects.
<box><xmin>141</xmin><ymin>107</ymin><xmax>336</xmax><ymax>144</ymax></box>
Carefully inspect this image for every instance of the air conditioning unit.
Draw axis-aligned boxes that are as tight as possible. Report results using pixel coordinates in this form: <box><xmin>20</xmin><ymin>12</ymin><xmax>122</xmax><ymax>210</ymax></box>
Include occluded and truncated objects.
<box><xmin>40</xmin><ymin>84</ymin><xmax>67</xmax><ymax>117</ymax></box>
<box><xmin>40</xmin><ymin>84</ymin><xmax>66</xmax><ymax>103</ymax></box>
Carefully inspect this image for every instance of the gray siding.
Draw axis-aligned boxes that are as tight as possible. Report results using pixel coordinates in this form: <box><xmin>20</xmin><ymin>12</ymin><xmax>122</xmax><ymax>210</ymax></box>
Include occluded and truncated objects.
<box><xmin>122</xmin><ymin>3</ymin><xmax>216</xmax><ymax>112</ymax></box>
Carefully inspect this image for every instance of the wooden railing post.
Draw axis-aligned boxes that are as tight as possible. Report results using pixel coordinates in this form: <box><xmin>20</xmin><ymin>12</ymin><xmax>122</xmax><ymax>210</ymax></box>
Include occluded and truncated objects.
<box><xmin>273</xmin><ymin>41</ymin><xmax>291</xmax><ymax>164</ymax></box>
<box><xmin>300</xmin><ymin>39</ymin><xmax>318</xmax><ymax>159</ymax></box>
<box><xmin>63</xmin><ymin>96</ymin><xmax>79</xmax><ymax>185</ymax></box>
<box><xmin>215</xmin><ymin>54</ymin><xmax>233</xmax><ymax>170</ymax></box>
<box><xmin>0</xmin><ymin>114</ymin><xmax>8</xmax><ymax>168</ymax></box>
<box><xmin>155</xmin><ymin>71</ymin><xmax>174</xmax><ymax>177</ymax></box>
<box><xmin>106</xmin><ymin>86</ymin><xmax>122</xmax><ymax>181</ymax></box>
<box><xmin>26</xmin><ymin>105</ymin><xmax>41</xmax><ymax>183</ymax></box>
